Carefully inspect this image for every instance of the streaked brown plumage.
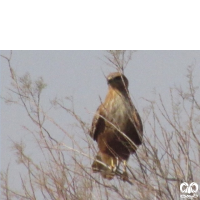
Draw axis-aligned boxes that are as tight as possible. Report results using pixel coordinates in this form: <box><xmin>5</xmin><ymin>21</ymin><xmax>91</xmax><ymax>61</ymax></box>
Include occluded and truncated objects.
<box><xmin>90</xmin><ymin>72</ymin><xmax>143</xmax><ymax>180</ymax></box>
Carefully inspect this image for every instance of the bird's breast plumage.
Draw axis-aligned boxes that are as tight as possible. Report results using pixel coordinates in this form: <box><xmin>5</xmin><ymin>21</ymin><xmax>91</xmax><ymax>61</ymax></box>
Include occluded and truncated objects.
<box><xmin>103</xmin><ymin>89</ymin><xmax>132</xmax><ymax>130</ymax></box>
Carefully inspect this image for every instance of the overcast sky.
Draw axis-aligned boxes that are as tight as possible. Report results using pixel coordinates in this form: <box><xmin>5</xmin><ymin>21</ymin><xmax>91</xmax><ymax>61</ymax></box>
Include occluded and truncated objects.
<box><xmin>1</xmin><ymin>50</ymin><xmax>200</xmax><ymax>189</ymax></box>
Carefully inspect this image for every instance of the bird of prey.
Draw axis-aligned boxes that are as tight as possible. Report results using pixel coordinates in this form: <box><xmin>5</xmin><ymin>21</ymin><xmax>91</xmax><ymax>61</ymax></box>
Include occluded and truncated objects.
<box><xmin>90</xmin><ymin>72</ymin><xmax>143</xmax><ymax>180</ymax></box>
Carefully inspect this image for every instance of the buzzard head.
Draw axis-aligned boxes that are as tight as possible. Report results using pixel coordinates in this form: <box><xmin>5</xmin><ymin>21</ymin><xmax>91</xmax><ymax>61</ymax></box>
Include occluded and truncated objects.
<box><xmin>107</xmin><ymin>72</ymin><xmax>129</xmax><ymax>90</ymax></box>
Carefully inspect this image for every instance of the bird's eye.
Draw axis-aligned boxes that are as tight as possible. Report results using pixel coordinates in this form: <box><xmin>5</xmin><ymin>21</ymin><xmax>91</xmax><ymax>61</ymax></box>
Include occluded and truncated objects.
<box><xmin>114</xmin><ymin>76</ymin><xmax>121</xmax><ymax>81</ymax></box>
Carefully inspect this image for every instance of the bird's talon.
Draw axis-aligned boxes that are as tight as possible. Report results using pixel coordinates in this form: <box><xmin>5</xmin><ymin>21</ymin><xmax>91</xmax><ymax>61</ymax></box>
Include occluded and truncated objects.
<box><xmin>112</xmin><ymin>166</ymin><xmax>117</xmax><ymax>172</ymax></box>
<box><xmin>108</xmin><ymin>165</ymin><xmax>117</xmax><ymax>172</ymax></box>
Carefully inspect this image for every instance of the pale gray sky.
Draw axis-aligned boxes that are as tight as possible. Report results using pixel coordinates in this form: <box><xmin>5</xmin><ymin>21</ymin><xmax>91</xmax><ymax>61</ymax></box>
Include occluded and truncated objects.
<box><xmin>1</xmin><ymin>50</ymin><xmax>200</xmax><ymax>190</ymax></box>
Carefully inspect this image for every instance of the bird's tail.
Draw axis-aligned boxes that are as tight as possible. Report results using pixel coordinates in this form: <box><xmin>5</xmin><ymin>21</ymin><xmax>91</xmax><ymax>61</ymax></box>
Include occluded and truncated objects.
<box><xmin>92</xmin><ymin>153</ymin><xmax>105</xmax><ymax>173</ymax></box>
<box><xmin>91</xmin><ymin>153</ymin><xmax>115</xmax><ymax>180</ymax></box>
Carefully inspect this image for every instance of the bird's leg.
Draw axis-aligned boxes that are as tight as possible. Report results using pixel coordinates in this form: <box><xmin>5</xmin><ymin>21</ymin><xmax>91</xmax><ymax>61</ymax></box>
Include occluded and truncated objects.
<box><xmin>111</xmin><ymin>158</ymin><xmax>115</xmax><ymax>171</ymax></box>
<box><xmin>121</xmin><ymin>160</ymin><xmax>129</xmax><ymax>181</ymax></box>
<box><xmin>123</xmin><ymin>160</ymin><xmax>127</xmax><ymax>172</ymax></box>
<box><xmin>103</xmin><ymin>157</ymin><xmax>116</xmax><ymax>180</ymax></box>
<box><xmin>108</xmin><ymin>157</ymin><xmax>117</xmax><ymax>172</ymax></box>
<box><xmin>111</xmin><ymin>158</ymin><xmax>114</xmax><ymax>168</ymax></box>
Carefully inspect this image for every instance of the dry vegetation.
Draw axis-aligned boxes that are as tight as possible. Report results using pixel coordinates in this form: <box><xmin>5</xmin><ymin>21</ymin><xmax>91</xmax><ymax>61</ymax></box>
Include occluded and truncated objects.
<box><xmin>1</xmin><ymin>51</ymin><xmax>200</xmax><ymax>200</ymax></box>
